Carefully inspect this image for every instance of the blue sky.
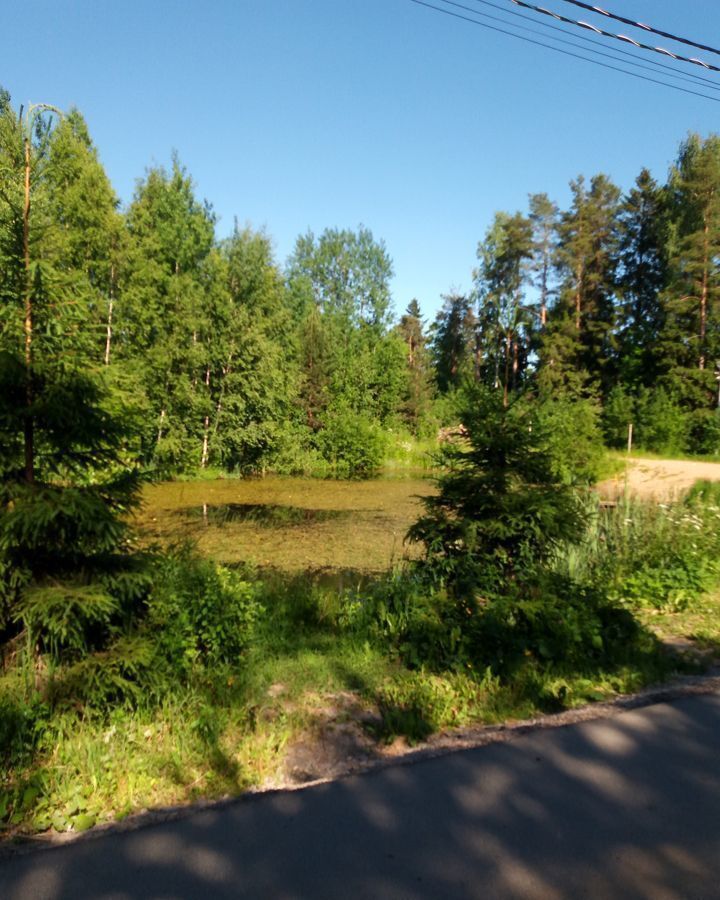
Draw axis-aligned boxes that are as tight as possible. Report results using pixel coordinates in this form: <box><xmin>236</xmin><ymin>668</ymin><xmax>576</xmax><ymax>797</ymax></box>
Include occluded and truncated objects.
<box><xmin>3</xmin><ymin>1</ymin><xmax>720</xmax><ymax>320</ymax></box>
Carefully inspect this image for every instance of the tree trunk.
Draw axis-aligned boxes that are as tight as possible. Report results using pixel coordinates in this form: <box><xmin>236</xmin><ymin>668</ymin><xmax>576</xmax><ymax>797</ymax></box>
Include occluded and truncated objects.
<box><xmin>574</xmin><ymin>263</ymin><xmax>583</xmax><ymax>332</ymax></box>
<box><xmin>699</xmin><ymin>221</ymin><xmax>709</xmax><ymax>370</ymax></box>
<box><xmin>104</xmin><ymin>264</ymin><xmax>115</xmax><ymax>366</ymax></box>
<box><xmin>200</xmin><ymin>366</ymin><xmax>211</xmax><ymax>468</ymax></box>
<box><xmin>157</xmin><ymin>408</ymin><xmax>166</xmax><ymax>446</ymax></box>
<box><xmin>23</xmin><ymin>135</ymin><xmax>34</xmax><ymax>485</ymax></box>
<box><xmin>503</xmin><ymin>333</ymin><xmax>511</xmax><ymax>407</ymax></box>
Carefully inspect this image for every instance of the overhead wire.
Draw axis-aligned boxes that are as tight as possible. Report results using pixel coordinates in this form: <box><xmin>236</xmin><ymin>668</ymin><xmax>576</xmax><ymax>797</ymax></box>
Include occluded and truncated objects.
<box><xmin>456</xmin><ymin>0</ymin><xmax>720</xmax><ymax>92</ymax></box>
<box><xmin>463</xmin><ymin>0</ymin><xmax>720</xmax><ymax>91</ymax></box>
<box><xmin>555</xmin><ymin>0</ymin><xmax>720</xmax><ymax>59</ymax></box>
<box><xmin>509</xmin><ymin>0</ymin><xmax>720</xmax><ymax>73</ymax></box>
<box><xmin>407</xmin><ymin>0</ymin><xmax>720</xmax><ymax>103</ymax></box>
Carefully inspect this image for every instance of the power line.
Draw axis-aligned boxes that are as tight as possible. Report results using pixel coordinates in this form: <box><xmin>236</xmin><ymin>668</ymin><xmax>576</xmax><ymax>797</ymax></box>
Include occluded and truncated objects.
<box><xmin>555</xmin><ymin>0</ymin><xmax>720</xmax><ymax>59</ymax></box>
<box><xmin>459</xmin><ymin>0</ymin><xmax>720</xmax><ymax>93</ymax></box>
<box><xmin>407</xmin><ymin>0</ymin><xmax>720</xmax><ymax>103</ymax></box>
<box><xmin>509</xmin><ymin>0</ymin><xmax>720</xmax><ymax>73</ymax></box>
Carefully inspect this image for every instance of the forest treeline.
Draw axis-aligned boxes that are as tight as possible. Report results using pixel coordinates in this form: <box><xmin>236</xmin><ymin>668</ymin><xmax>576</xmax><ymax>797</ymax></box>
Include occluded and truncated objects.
<box><xmin>2</xmin><ymin>89</ymin><xmax>720</xmax><ymax>483</ymax></box>
<box><xmin>5</xmin><ymin>88</ymin><xmax>720</xmax><ymax>833</ymax></box>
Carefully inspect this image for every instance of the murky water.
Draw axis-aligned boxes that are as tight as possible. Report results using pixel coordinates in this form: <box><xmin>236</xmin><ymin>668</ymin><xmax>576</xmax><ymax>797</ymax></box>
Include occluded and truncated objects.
<box><xmin>138</xmin><ymin>475</ymin><xmax>434</xmax><ymax>574</ymax></box>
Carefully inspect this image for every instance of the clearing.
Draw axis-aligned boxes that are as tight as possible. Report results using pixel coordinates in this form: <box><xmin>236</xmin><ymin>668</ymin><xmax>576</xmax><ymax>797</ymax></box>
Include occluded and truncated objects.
<box><xmin>599</xmin><ymin>456</ymin><xmax>720</xmax><ymax>502</ymax></box>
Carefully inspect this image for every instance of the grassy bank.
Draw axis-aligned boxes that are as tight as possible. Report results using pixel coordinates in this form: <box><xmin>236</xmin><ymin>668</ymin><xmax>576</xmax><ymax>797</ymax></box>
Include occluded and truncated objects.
<box><xmin>2</xmin><ymin>479</ymin><xmax>720</xmax><ymax>838</ymax></box>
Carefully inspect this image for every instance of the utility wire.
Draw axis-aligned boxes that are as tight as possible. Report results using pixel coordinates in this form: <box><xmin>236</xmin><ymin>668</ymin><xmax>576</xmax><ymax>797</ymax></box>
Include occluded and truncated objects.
<box><xmin>407</xmin><ymin>0</ymin><xmax>720</xmax><ymax>103</ymax></box>
<box><xmin>460</xmin><ymin>0</ymin><xmax>720</xmax><ymax>92</ymax></box>
<box><xmin>556</xmin><ymin>0</ymin><xmax>720</xmax><ymax>59</ymax></box>
<box><xmin>509</xmin><ymin>0</ymin><xmax>720</xmax><ymax>73</ymax></box>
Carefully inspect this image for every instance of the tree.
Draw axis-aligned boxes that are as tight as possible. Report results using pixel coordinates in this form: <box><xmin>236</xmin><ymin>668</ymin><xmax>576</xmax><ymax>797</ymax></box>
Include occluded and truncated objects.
<box><xmin>474</xmin><ymin>212</ymin><xmax>534</xmax><ymax>404</ymax></box>
<box><xmin>210</xmin><ymin>226</ymin><xmax>294</xmax><ymax>471</ymax></box>
<box><xmin>396</xmin><ymin>299</ymin><xmax>434</xmax><ymax>429</ymax></box>
<box><xmin>660</xmin><ymin>134</ymin><xmax>720</xmax><ymax>408</ymax></box>
<box><xmin>0</xmin><ymin>95</ymin><xmax>63</xmax><ymax>484</ymax></box>
<box><xmin>542</xmin><ymin>174</ymin><xmax>621</xmax><ymax>397</ymax></box>
<box><xmin>0</xmin><ymin>93</ymin><xmax>148</xmax><ymax>667</ymax></box>
<box><xmin>408</xmin><ymin>385</ymin><xmax>583</xmax><ymax>591</ymax></box>
<box><xmin>528</xmin><ymin>192</ymin><xmax>558</xmax><ymax>330</ymax></box>
<box><xmin>286</xmin><ymin>225</ymin><xmax>393</xmax><ymax>330</ymax></box>
<box><xmin>118</xmin><ymin>158</ymin><xmax>215</xmax><ymax>470</ymax></box>
<box><xmin>431</xmin><ymin>293</ymin><xmax>476</xmax><ymax>393</ymax></box>
<box><xmin>615</xmin><ymin>169</ymin><xmax>668</xmax><ymax>390</ymax></box>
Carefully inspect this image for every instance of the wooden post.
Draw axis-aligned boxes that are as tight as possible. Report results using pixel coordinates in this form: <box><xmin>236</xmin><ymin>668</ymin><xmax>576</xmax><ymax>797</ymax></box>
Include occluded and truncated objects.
<box><xmin>627</xmin><ymin>422</ymin><xmax>633</xmax><ymax>454</ymax></box>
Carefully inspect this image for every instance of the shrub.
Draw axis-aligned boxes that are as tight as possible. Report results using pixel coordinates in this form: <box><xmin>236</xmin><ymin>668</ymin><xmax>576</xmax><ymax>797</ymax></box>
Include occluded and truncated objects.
<box><xmin>530</xmin><ymin>395</ymin><xmax>605</xmax><ymax>484</ymax></box>
<box><xmin>602</xmin><ymin>386</ymin><xmax>635</xmax><ymax>450</ymax></box>
<box><xmin>147</xmin><ymin>552</ymin><xmax>264</xmax><ymax>675</ymax></box>
<box><xmin>316</xmin><ymin>405</ymin><xmax>387</xmax><ymax>479</ymax></box>
<box><xmin>687</xmin><ymin>409</ymin><xmax>720</xmax><ymax>456</ymax></box>
<box><xmin>634</xmin><ymin>388</ymin><xmax>689</xmax><ymax>454</ymax></box>
<box><xmin>469</xmin><ymin>576</ymin><xmax>641</xmax><ymax>674</ymax></box>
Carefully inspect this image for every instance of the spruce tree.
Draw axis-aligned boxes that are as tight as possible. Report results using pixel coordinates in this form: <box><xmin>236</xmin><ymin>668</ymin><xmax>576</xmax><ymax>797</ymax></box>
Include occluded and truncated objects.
<box><xmin>615</xmin><ymin>169</ymin><xmax>668</xmax><ymax>390</ymax></box>
<box><xmin>396</xmin><ymin>299</ymin><xmax>434</xmax><ymax>429</ymax></box>
<box><xmin>474</xmin><ymin>211</ymin><xmax>534</xmax><ymax>404</ymax></box>
<box><xmin>431</xmin><ymin>293</ymin><xmax>476</xmax><ymax>393</ymax></box>
<box><xmin>0</xmin><ymin>93</ymin><xmax>147</xmax><ymax>671</ymax></box>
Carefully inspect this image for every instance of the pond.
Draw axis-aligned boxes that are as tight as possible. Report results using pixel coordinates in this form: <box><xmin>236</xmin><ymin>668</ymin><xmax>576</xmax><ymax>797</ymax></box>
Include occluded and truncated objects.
<box><xmin>137</xmin><ymin>475</ymin><xmax>435</xmax><ymax>575</ymax></box>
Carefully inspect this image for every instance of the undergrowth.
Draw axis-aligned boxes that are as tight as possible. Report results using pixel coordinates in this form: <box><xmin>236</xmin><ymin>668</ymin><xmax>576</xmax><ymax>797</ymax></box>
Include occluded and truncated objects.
<box><xmin>1</xmin><ymin>483</ymin><xmax>719</xmax><ymax>836</ymax></box>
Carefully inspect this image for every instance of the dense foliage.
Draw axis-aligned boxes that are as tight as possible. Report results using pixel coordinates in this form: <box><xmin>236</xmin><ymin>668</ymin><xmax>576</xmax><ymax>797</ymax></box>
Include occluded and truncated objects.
<box><xmin>2</xmin><ymin>88</ymin><xmax>720</xmax><ymax>836</ymax></box>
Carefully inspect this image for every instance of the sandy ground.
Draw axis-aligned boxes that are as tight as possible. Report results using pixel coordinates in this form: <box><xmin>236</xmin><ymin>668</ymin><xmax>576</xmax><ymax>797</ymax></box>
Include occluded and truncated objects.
<box><xmin>599</xmin><ymin>456</ymin><xmax>720</xmax><ymax>502</ymax></box>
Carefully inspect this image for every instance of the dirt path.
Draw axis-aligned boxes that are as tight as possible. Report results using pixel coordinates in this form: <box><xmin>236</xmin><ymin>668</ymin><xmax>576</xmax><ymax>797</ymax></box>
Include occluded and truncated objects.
<box><xmin>599</xmin><ymin>456</ymin><xmax>720</xmax><ymax>502</ymax></box>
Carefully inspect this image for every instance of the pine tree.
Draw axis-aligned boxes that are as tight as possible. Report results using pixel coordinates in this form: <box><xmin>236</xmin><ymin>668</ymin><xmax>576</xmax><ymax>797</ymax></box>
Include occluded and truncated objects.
<box><xmin>543</xmin><ymin>174</ymin><xmax>621</xmax><ymax>397</ymax></box>
<box><xmin>528</xmin><ymin>193</ymin><xmax>558</xmax><ymax>330</ymax></box>
<box><xmin>661</xmin><ymin>134</ymin><xmax>720</xmax><ymax>408</ymax></box>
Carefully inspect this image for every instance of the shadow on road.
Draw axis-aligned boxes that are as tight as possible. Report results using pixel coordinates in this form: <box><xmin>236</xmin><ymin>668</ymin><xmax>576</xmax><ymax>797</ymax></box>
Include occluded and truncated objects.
<box><xmin>2</xmin><ymin>693</ymin><xmax>720</xmax><ymax>899</ymax></box>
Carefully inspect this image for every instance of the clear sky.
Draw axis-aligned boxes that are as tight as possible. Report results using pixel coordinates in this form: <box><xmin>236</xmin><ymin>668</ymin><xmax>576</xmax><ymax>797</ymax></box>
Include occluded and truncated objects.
<box><xmin>3</xmin><ymin>1</ymin><xmax>720</xmax><ymax>320</ymax></box>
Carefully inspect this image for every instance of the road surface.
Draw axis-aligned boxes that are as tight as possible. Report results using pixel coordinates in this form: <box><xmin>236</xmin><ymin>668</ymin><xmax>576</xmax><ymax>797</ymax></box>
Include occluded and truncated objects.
<box><xmin>2</xmin><ymin>692</ymin><xmax>720</xmax><ymax>899</ymax></box>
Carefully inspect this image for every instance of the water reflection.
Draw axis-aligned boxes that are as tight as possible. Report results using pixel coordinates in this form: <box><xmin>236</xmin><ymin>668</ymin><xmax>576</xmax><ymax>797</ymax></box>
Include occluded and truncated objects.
<box><xmin>182</xmin><ymin>503</ymin><xmax>350</xmax><ymax>529</ymax></box>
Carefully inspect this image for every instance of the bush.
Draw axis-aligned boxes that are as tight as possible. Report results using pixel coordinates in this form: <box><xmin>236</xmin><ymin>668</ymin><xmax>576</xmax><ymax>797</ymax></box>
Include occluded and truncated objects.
<box><xmin>316</xmin><ymin>405</ymin><xmax>387</xmax><ymax>479</ymax></box>
<box><xmin>530</xmin><ymin>396</ymin><xmax>605</xmax><ymax>484</ymax></box>
<box><xmin>147</xmin><ymin>552</ymin><xmax>264</xmax><ymax>674</ymax></box>
<box><xmin>602</xmin><ymin>386</ymin><xmax>635</xmax><ymax>450</ymax></box>
<box><xmin>469</xmin><ymin>576</ymin><xmax>641</xmax><ymax>674</ymax></box>
<box><xmin>687</xmin><ymin>409</ymin><xmax>720</xmax><ymax>456</ymax></box>
<box><xmin>634</xmin><ymin>388</ymin><xmax>689</xmax><ymax>454</ymax></box>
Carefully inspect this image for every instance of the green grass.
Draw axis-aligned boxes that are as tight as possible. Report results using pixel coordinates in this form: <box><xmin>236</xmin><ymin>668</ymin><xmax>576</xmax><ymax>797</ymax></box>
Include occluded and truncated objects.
<box><xmin>3</xmin><ymin>475</ymin><xmax>720</xmax><ymax>839</ymax></box>
<box><xmin>0</xmin><ymin>622</ymin><xmax>681</xmax><ymax>835</ymax></box>
<box><xmin>622</xmin><ymin>449</ymin><xmax>720</xmax><ymax>464</ymax></box>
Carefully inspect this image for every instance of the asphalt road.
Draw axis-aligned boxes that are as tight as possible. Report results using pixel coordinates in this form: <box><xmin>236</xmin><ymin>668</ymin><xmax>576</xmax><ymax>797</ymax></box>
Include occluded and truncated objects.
<box><xmin>2</xmin><ymin>693</ymin><xmax>720</xmax><ymax>899</ymax></box>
